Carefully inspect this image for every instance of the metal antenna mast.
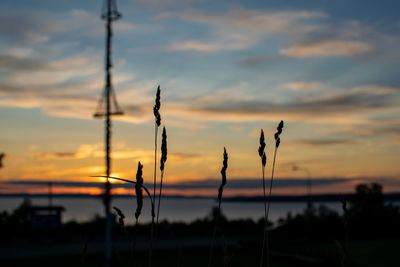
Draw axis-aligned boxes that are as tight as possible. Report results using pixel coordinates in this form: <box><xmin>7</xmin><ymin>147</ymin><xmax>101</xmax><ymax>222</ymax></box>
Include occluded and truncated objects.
<box><xmin>94</xmin><ymin>0</ymin><xmax>123</xmax><ymax>265</ymax></box>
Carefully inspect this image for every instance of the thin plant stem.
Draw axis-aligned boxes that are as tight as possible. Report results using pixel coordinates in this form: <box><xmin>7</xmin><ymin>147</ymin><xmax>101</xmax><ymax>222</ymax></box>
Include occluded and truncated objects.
<box><xmin>149</xmin><ymin>123</ymin><xmax>158</xmax><ymax>267</ymax></box>
<box><xmin>208</xmin><ymin>147</ymin><xmax>227</xmax><ymax>267</ymax></box>
<box><xmin>91</xmin><ymin>176</ymin><xmax>153</xmax><ymax>203</ymax></box>
<box><xmin>155</xmin><ymin>170</ymin><xmax>165</xmax><ymax>237</ymax></box>
<box><xmin>131</xmin><ymin>218</ymin><xmax>139</xmax><ymax>267</ymax></box>
<box><xmin>92</xmin><ymin>175</ymin><xmax>155</xmax><ymax>267</ymax></box>
<box><xmin>263</xmin><ymin>146</ymin><xmax>279</xmax><ymax>267</ymax></box>
<box><xmin>260</xmin><ymin>164</ymin><xmax>267</xmax><ymax>267</ymax></box>
<box><xmin>153</xmin><ymin>123</ymin><xmax>158</xmax><ymax>206</ymax></box>
<box><xmin>208</xmin><ymin>200</ymin><xmax>222</xmax><ymax>267</ymax></box>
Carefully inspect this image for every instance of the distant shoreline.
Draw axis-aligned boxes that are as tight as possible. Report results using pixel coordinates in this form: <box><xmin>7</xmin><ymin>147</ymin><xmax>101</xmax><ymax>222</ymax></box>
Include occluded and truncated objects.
<box><xmin>2</xmin><ymin>193</ymin><xmax>400</xmax><ymax>202</ymax></box>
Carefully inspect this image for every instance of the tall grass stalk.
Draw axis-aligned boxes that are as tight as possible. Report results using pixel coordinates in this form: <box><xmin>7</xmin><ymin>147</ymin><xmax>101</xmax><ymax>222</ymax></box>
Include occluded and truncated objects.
<box><xmin>208</xmin><ymin>147</ymin><xmax>228</xmax><ymax>267</ymax></box>
<box><xmin>150</xmin><ymin>86</ymin><xmax>161</xmax><ymax>267</ymax></box>
<box><xmin>155</xmin><ymin>127</ymin><xmax>168</xmax><ymax>237</ymax></box>
<box><xmin>260</xmin><ymin>120</ymin><xmax>284</xmax><ymax>267</ymax></box>
<box><xmin>258</xmin><ymin>129</ymin><xmax>268</xmax><ymax>267</ymax></box>
<box><xmin>92</xmin><ymin>166</ymin><xmax>156</xmax><ymax>267</ymax></box>
<box><xmin>132</xmin><ymin>162</ymin><xmax>144</xmax><ymax>267</ymax></box>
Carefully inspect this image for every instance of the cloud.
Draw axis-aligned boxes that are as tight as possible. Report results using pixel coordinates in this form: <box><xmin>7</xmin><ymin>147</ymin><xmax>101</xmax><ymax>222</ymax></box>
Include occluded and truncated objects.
<box><xmin>0</xmin><ymin>6</ymin><xmax>158</xmax><ymax>124</ymax></box>
<box><xmin>168</xmin><ymin>39</ymin><xmax>255</xmax><ymax>53</ymax></box>
<box><xmin>33</xmin><ymin>152</ymin><xmax>80</xmax><ymax>160</ymax></box>
<box><xmin>161</xmin><ymin>6</ymin><xmax>384</xmax><ymax>60</ymax></box>
<box><xmin>31</xmin><ymin>143</ymin><xmax>203</xmax><ymax>163</ymax></box>
<box><xmin>281</xmin><ymin>40</ymin><xmax>372</xmax><ymax>57</ymax></box>
<box><xmin>0</xmin><ymin>10</ymin><xmax>52</xmax><ymax>44</ymax></box>
<box><xmin>1</xmin><ymin>46</ymin><xmax>398</xmax><ymax>129</ymax></box>
<box><xmin>329</xmin><ymin>118</ymin><xmax>400</xmax><ymax>140</ymax></box>
<box><xmin>168</xmin><ymin>41</ymin><xmax>224</xmax><ymax>53</ymax></box>
<box><xmin>161</xmin><ymin>8</ymin><xmax>375</xmax><ymax>58</ymax></box>
<box><xmin>237</xmin><ymin>55</ymin><xmax>272</xmax><ymax>68</ymax></box>
<box><xmin>54</xmin><ymin>9</ymin><xmax>142</xmax><ymax>38</ymax></box>
<box><xmin>162</xmin><ymin>9</ymin><xmax>326</xmax><ymax>52</ymax></box>
<box><xmin>0</xmin><ymin>54</ymin><xmax>48</xmax><ymax>71</ymax></box>
<box><xmin>0</xmin><ymin>8</ymin><xmax>144</xmax><ymax>48</ymax></box>
<box><xmin>169</xmin><ymin>85</ymin><xmax>399</xmax><ymax>124</ymax></box>
<box><xmin>0</xmin><ymin>48</ymin><xmax>154</xmax><ymax>123</ymax></box>
<box><xmin>290</xmin><ymin>139</ymin><xmax>360</xmax><ymax>146</ymax></box>
<box><xmin>285</xmin><ymin>81</ymin><xmax>321</xmax><ymax>91</ymax></box>
<box><xmin>162</xmin><ymin>9</ymin><xmax>326</xmax><ymax>33</ymax></box>
<box><xmin>31</xmin><ymin>144</ymin><xmax>100</xmax><ymax>160</ymax></box>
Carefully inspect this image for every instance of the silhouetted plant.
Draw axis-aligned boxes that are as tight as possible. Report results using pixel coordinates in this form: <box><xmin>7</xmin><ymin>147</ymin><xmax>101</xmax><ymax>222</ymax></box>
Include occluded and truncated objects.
<box><xmin>258</xmin><ymin>129</ymin><xmax>268</xmax><ymax>267</ymax></box>
<box><xmin>133</xmin><ymin>161</ymin><xmax>144</xmax><ymax>267</ymax></box>
<box><xmin>93</xmin><ymin>163</ymin><xmax>156</xmax><ymax>267</ymax></box>
<box><xmin>208</xmin><ymin>147</ymin><xmax>228</xmax><ymax>267</ymax></box>
<box><xmin>156</xmin><ymin>126</ymin><xmax>168</xmax><ymax>236</ymax></box>
<box><xmin>0</xmin><ymin>153</ymin><xmax>5</xmax><ymax>169</ymax></box>
<box><xmin>261</xmin><ymin>120</ymin><xmax>284</xmax><ymax>267</ymax></box>
<box><xmin>135</xmin><ymin>162</ymin><xmax>144</xmax><ymax>222</ymax></box>
<box><xmin>152</xmin><ymin>86</ymin><xmax>161</xmax><ymax>204</ymax></box>
<box><xmin>150</xmin><ymin>85</ymin><xmax>161</xmax><ymax>267</ymax></box>
<box><xmin>113</xmin><ymin>206</ymin><xmax>125</xmax><ymax>227</ymax></box>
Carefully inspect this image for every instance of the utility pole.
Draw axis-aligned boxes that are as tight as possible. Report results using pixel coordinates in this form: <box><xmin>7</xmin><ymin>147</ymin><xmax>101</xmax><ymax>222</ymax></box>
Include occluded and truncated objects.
<box><xmin>93</xmin><ymin>1</ymin><xmax>123</xmax><ymax>265</ymax></box>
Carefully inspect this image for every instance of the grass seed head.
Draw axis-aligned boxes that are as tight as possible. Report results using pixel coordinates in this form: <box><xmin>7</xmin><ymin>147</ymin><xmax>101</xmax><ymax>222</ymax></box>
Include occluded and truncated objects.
<box><xmin>0</xmin><ymin>153</ymin><xmax>5</xmax><ymax>168</ymax></box>
<box><xmin>262</xmin><ymin>152</ymin><xmax>267</xmax><ymax>167</ymax></box>
<box><xmin>135</xmin><ymin>161</ymin><xmax>144</xmax><ymax>220</ymax></box>
<box><xmin>160</xmin><ymin>126</ymin><xmax>168</xmax><ymax>172</ymax></box>
<box><xmin>258</xmin><ymin>129</ymin><xmax>266</xmax><ymax>158</ymax></box>
<box><xmin>153</xmin><ymin>85</ymin><xmax>161</xmax><ymax>126</ymax></box>
<box><xmin>274</xmin><ymin>120</ymin><xmax>284</xmax><ymax>148</ymax></box>
<box><xmin>218</xmin><ymin>147</ymin><xmax>228</xmax><ymax>202</ymax></box>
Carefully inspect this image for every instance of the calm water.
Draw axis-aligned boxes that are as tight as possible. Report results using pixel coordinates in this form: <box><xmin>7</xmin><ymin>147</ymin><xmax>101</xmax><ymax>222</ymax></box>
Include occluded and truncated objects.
<box><xmin>0</xmin><ymin>196</ymin><xmax>345</xmax><ymax>224</ymax></box>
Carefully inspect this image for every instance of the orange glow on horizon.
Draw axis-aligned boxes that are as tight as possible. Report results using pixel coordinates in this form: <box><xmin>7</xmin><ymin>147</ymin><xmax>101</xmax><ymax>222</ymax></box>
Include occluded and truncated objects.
<box><xmin>2</xmin><ymin>178</ymin><xmax>399</xmax><ymax>197</ymax></box>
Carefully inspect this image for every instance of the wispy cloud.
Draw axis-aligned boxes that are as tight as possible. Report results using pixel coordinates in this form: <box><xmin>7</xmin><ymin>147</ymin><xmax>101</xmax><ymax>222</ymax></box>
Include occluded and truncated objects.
<box><xmin>31</xmin><ymin>144</ymin><xmax>100</xmax><ymax>160</ymax></box>
<box><xmin>328</xmin><ymin>118</ymin><xmax>400</xmax><ymax>140</ymax></box>
<box><xmin>168</xmin><ymin>40</ymin><xmax>252</xmax><ymax>53</ymax></box>
<box><xmin>281</xmin><ymin>40</ymin><xmax>372</xmax><ymax>57</ymax></box>
<box><xmin>237</xmin><ymin>55</ymin><xmax>272</xmax><ymax>68</ymax></box>
<box><xmin>30</xmin><ymin>143</ymin><xmax>203</xmax><ymax>163</ymax></box>
<box><xmin>0</xmin><ymin>8</ymin><xmax>142</xmax><ymax>45</ymax></box>
<box><xmin>290</xmin><ymin>139</ymin><xmax>360</xmax><ymax>146</ymax></box>
<box><xmin>169</xmin><ymin>85</ymin><xmax>399</xmax><ymax>124</ymax></box>
<box><xmin>285</xmin><ymin>81</ymin><xmax>321</xmax><ymax>91</ymax></box>
<box><xmin>0</xmin><ymin>10</ymin><xmax>53</xmax><ymax>44</ymax></box>
<box><xmin>161</xmin><ymin>9</ymin><xmax>326</xmax><ymax>52</ymax></box>
<box><xmin>1</xmin><ymin>45</ymin><xmax>398</xmax><ymax>128</ymax></box>
<box><xmin>0</xmin><ymin>54</ymin><xmax>48</xmax><ymax>71</ymax></box>
<box><xmin>161</xmin><ymin>7</ymin><xmax>377</xmax><ymax>59</ymax></box>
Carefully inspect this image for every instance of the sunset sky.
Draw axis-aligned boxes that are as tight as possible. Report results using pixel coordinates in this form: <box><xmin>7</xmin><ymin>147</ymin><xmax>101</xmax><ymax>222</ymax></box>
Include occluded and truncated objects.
<box><xmin>0</xmin><ymin>0</ymin><xmax>399</xmax><ymax>196</ymax></box>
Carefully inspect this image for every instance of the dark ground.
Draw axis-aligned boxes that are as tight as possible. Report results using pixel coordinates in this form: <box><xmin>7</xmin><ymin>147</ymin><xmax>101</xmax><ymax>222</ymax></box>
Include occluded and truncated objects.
<box><xmin>1</xmin><ymin>237</ymin><xmax>399</xmax><ymax>267</ymax></box>
<box><xmin>1</xmin><ymin>183</ymin><xmax>400</xmax><ymax>267</ymax></box>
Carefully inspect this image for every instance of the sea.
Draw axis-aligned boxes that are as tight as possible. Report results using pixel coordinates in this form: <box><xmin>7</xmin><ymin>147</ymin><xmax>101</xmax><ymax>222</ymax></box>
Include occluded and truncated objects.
<box><xmin>0</xmin><ymin>196</ymin><xmax>344</xmax><ymax>224</ymax></box>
